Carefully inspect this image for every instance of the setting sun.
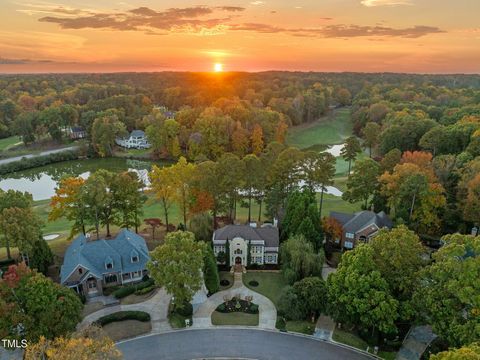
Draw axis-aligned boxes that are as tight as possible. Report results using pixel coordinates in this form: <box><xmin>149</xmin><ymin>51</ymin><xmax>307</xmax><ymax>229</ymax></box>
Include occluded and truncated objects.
<box><xmin>214</xmin><ymin>63</ymin><xmax>224</xmax><ymax>72</ymax></box>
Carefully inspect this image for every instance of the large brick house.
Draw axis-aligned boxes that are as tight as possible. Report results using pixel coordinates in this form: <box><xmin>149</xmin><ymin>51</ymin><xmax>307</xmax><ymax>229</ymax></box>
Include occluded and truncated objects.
<box><xmin>329</xmin><ymin>210</ymin><xmax>393</xmax><ymax>249</ymax></box>
<box><xmin>60</xmin><ymin>229</ymin><xmax>150</xmax><ymax>297</ymax></box>
<box><xmin>212</xmin><ymin>224</ymin><xmax>279</xmax><ymax>266</ymax></box>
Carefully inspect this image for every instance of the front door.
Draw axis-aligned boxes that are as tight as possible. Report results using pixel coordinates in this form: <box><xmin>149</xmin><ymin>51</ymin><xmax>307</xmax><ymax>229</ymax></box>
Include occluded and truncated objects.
<box><xmin>235</xmin><ymin>256</ymin><xmax>242</xmax><ymax>265</ymax></box>
<box><xmin>87</xmin><ymin>278</ymin><xmax>98</xmax><ymax>294</ymax></box>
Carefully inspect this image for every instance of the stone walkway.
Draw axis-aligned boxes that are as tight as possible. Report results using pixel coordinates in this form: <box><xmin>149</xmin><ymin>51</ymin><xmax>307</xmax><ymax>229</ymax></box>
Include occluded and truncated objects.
<box><xmin>192</xmin><ymin>272</ymin><xmax>277</xmax><ymax>329</ymax></box>
<box><xmin>80</xmin><ymin>288</ymin><xmax>172</xmax><ymax>333</ymax></box>
<box><xmin>314</xmin><ymin>315</ymin><xmax>335</xmax><ymax>341</ymax></box>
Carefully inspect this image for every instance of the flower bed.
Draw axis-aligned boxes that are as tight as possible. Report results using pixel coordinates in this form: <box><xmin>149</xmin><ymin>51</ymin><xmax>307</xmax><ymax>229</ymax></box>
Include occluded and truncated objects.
<box><xmin>216</xmin><ymin>296</ymin><xmax>259</xmax><ymax>314</ymax></box>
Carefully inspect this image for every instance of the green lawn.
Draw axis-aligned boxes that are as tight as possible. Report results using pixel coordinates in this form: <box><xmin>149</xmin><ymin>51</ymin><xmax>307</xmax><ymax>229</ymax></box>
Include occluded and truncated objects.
<box><xmin>211</xmin><ymin>311</ymin><xmax>259</xmax><ymax>326</ymax></box>
<box><xmin>243</xmin><ymin>272</ymin><xmax>288</xmax><ymax>306</ymax></box>
<box><xmin>287</xmin><ymin>108</ymin><xmax>352</xmax><ymax>149</ymax></box>
<box><xmin>285</xmin><ymin>320</ymin><xmax>316</xmax><ymax>335</ymax></box>
<box><xmin>333</xmin><ymin>329</ymin><xmax>396</xmax><ymax>360</ymax></box>
<box><xmin>219</xmin><ymin>271</ymin><xmax>234</xmax><ymax>290</ymax></box>
<box><xmin>0</xmin><ymin>136</ymin><xmax>22</xmax><ymax>151</ymax></box>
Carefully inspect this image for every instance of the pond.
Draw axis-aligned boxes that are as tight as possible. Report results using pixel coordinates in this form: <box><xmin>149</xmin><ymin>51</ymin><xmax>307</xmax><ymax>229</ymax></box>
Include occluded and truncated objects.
<box><xmin>0</xmin><ymin>158</ymin><xmax>166</xmax><ymax>201</ymax></box>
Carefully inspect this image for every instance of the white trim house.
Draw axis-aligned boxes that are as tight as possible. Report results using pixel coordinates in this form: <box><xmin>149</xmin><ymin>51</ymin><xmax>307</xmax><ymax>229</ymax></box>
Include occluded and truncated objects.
<box><xmin>212</xmin><ymin>224</ymin><xmax>279</xmax><ymax>266</ymax></box>
<box><xmin>115</xmin><ymin>130</ymin><xmax>151</xmax><ymax>149</ymax></box>
<box><xmin>60</xmin><ymin>229</ymin><xmax>150</xmax><ymax>297</ymax></box>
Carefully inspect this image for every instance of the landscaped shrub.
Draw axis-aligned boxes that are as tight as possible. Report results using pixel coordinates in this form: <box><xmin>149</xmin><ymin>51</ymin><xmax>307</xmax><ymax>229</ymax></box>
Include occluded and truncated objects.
<box><xmin>248</xmin><ymin>280</ymin><xmax>259</xmax><ymax>287</ymax></box>
<box><xmin>94</xmin><ymin>311</ymin><xmax>150</xmax><ymax>326</ymax></box>
<box><xmin>276</xmin><ymin>317</ymin><xmax>286</xmax><ymax>331</ymax></box>
<box><xmin>112</xmin><ymin>278</ymin><xmax>155</xmax><ymax>298</ymax></box>
<box><xmin>247</xmin><ymin>303</ymin><xmax>259</xmax><ymax>314</ymax></box>
<box><xmin>215</xmin><ymin>297</ymin><xmax>259</xmax><ymax>314</ymax></box>
<box><xmin>176</xmin><ymin>302</ymin><xmax>193</xmax><ymax>317</ymax></box>
<box><xmin>112</xmin><ymin>286</ymin><xmax>136</xmax><ymax>299</ymax></box>
<box><xmin>203</xmin><ymin>246</ymin><xmax>220</xmax><ymax>294</ymax></box>
<box><xmin>0</xmin><ymin>150</ymin><xmax>80</xmax><ymax>175</ymax></box>
<box><xmin>135</xmin><ymin>285</ymin><xmax>155</xmax><ymax>295</ymax></box>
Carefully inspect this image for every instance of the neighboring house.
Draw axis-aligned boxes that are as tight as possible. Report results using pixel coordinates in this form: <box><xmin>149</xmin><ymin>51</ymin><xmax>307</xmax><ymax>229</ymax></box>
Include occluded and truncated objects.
<box><xmin>329</xmin><ymin>210</ymin><xmax>393</xmax><ymax>249</ymax></box>
<box><xmin>67</xmin><ymin>126</ymin><xmax>87</xmax><ymax>140</ymax></box>
<box><xmin>115</xmin><ymin>130</ymin><xmax>151</xmax><ymax>149</ymax></box>
<box><xmin>60</xmin><ymin>229</ymin><xmax>150</xmax><ymax>297</ymax></box>
<box><xmin>212</xmin><ymin>224</ymin><xmax>279</xmax><ymax>266</ymax></box>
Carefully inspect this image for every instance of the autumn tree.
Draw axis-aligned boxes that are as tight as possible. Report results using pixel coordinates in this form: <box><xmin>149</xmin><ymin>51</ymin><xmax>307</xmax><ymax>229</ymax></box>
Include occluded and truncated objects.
<box><xmin>149</xmin><ymin>164</ymin><xmax>176</xmax><ymax>231</ymax></box>
<box><xmin>113</xmin><ymin>171</ymin><xmax>146</xmax><ymax>232</ymax></box>
<box><xmin>322</xmin><ymin>216</ymin><xmax>343</xmax><ymax>244</ymax></box>
<box><xmin>362</xmin><ymin>122</ymin><xmax>381</xmax><ymax>157</ymax></box>
<box><xmin>91</xmin><ymin>114</ymin><xmax>126</xmax><ymax>157</ymax></box>
<box><xmin>461</xmin><ymin>173</ymin><xmax>480</xmax><ymax>226</ymax></box>
<box><xmin>169</xmin><ymin>157</ymin><xmax>196</xmax><ymax>228</ymax></box>
<box><xmin>0</xmin><ymin>190</ymin><xmax>34</xmax><ymax>259</ymax></box>
<box><xmin>341</xmin><ymin>136</ymin><xmax>362</xmax><ymax>174</ymax></box>
<box><xmin>301</xmin><ymin>151</ymin><xmax>335</xmax><ymax>218</ymax></box>
<box><xmin>430</xmin><ymin>343</ymin><xmax>480</xmax><ymax>360</ymax></box>
<box><xmin>24</xmin><ymin>325</ymin><xmax>122</xmax><ymax>360</ymax></box>
<box><xmin>251</xmin><ymin>124</ymin><xmax>264</xmax><ymax>155</ymax></box>
<box><xmin>0</xmin><ymin>264</ymin><xmax>83</xmax><ymax>342</ymax></box>
<box><xmin>49</xmin><ymin>177</ymin><xmax>87</xmax><ymax>237</ymax></box>
<box><xmin>343</xmin><ymin>158</ymin><xmax>381</xmax><ymax>208</ymax></box>
<box><xmin>147</xmin><ymin>231</ymin><xmax>205</xmax><ymax>308</ymax></box>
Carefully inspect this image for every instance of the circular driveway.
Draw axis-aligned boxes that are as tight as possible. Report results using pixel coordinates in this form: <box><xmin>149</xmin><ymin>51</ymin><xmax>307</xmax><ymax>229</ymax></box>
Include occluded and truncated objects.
<box><xmin>117</xmin><ymin>328</ymin><xmax>375</xmax><ymax>360</ymax></box>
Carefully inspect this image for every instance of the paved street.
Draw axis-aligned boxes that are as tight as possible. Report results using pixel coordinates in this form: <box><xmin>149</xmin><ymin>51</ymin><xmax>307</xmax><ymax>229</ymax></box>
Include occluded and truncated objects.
<box><xmin>117</xmin><ymin>328</ymin><xmax>375</xmax><ymax>360</ymax></box>
<box><xmin>0</xmin><ymin>146</ymin><xmax>78</xmax><ymax>165</ymax></box>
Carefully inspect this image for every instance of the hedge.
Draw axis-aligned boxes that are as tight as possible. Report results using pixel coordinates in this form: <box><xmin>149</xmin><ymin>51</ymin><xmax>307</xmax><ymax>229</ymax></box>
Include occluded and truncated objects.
<box><xmin>175</xmin><ymin>302</ymin><xmax>193</xmax><ymax>317</ymax></box>
<box><xmin>0</xmin><ymin>149</ymin><xmax>80</xmax><ymax>175</ymax></box>
<box><xmin>135</xmin><ymin>285</ymin><xmax>155</xmax><ymax>295</ymax></box>
<box><xmin>112</xmin><ymin>278</ymin><xmax>155</xmax><ymax>299</ymax></box>
<box><xmin>94</xmin><ymin>311</ymin><xmax>150</xmax><ymax>326</ymax></box>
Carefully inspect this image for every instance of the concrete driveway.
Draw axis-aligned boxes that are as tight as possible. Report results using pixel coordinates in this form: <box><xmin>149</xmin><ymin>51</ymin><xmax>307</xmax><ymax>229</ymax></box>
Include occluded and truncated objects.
<box><xmin>80</xmin><ymin>288</ymin><xmax>172</xmax><ymax>333</ymax></box>
<box><xmin>117</xmin><ymin>328</ymin><xmax>376</xmax><ymax>360</ymax></box>
<box><xmin>192</xmin><ymin>272</ymin><xmax>277</xmax><ymax>329</ymax></box>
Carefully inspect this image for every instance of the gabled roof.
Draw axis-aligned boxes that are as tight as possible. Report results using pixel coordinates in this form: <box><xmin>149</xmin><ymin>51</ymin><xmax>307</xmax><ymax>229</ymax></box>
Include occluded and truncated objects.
<box><xmin>213</xmin><ymin>224</ymin><xmax>279</xmax><ymax>247</ymax></box>
<box><xmin>330</xmin><ymin>210</ymin><xmax>393</xmax><ymax>234</ymax></box>
<box><xmin>60</xmin><ymin>229</ymin><xmax>150</xmax><ymax>284</ymax></box>
<box><xmin>130</xmin><ymin>130</ymin><xmax>145</xmax><ymax>138</ymax></box>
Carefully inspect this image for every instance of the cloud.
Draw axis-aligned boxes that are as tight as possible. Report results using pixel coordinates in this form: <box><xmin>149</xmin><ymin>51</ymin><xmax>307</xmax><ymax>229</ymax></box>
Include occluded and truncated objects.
<box><xmin>361</xmin><ymin>0</ymin><xmax>413</xmax><ymax>7</ymax></box>
<box><xmin>39</xmin><ymin>5</ymin><xmax>243</xmax><ymax>32</ymax></box>
<box><xmin>229</xmin><ymin>23</ymin><xmax>444</xmax><ymax>38</ymax></box>
<box><xmin>36</xmin><ymin>5</ymin><xmax>443</xmax><ymax>39</ymax></box>
<box><xmin>250</xmin><ymin>1</ymin><xmax>265</xmax><ymax>5</ymax></box>
<box><xmin>0</xmin><ymin>57</ymin><xmax>67</xmax><ymax>65</ymax></box>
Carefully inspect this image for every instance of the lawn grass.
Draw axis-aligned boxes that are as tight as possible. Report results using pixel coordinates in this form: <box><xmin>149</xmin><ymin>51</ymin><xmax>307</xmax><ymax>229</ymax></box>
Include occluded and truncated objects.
<box><xmin>102</xmin><ymin>319</ymin><xmax>151</xmax><ymax>341</ymax></box>
<box><xmin>333</xmin><ymin>328</ymin><xmax>397</xmax><ymax>360</ymax></box>
<box><xmin>219</xmin><ymin>271</ymin><xmax>234</xmax><ymax>291</ymax></box>
<box><xmin>120</xmin><ymin>288</ymin><xmax>157</xmax><ymax>305</ymax></box>
<box><xmin>287</xmin><ymin>108</ymin><xmax>352</xmax><ymax>149</ymax></box>
<box><xmin>285</xmin><ymin>320</ymin><xmax>316</xmax><ymax>335</ymax></box>
<box><xmin>211</xmin><ymin>311</ymin><xmax>259</xmax><ymax>326</ymax></box>
<box><xmin>0</xmin><ymin>136</ymin><xmax>22</xmax><ymax>151</ymax></box>
<box><xmin>243</xmin><ymin>272</ymin><xmax>288</xmax><ymax>306</ymax></box>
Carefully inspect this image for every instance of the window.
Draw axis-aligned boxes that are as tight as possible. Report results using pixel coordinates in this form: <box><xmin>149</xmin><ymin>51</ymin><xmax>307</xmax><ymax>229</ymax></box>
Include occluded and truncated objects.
<box><xmin>78</xmin><ymin>268</ymin><xmax>83</xmax><ymax>274</ymax></box>
<box><xmin>105</xmin><ymin>274</ymin><xmax>117</xmax><ymax>284</ymax></box>
<box><xmin>346</xmin><ymin>232</ymin><xmax>354</xmax><ymax>239</ymax></box>
<box><xmin>234</xmin><ymin>249</ymin><xmax>242</xmax><ymax>255</ymax></box>
<box><xmin>131</xmin><ymin>250</ymin><xmax>139</xmax><ymax>263</ymax></box>
<box><xmin>105</xmin><ymin>256</ymin><xmax>114</xmax><ymax>270</ymax></box>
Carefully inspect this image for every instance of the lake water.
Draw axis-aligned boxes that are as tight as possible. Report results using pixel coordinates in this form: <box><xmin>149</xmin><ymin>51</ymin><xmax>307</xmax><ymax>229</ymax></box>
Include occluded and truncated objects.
<box><xmin>0</xmin><ymin>158</ymin><xmax>162</xmax><ymax>201</ymax></box>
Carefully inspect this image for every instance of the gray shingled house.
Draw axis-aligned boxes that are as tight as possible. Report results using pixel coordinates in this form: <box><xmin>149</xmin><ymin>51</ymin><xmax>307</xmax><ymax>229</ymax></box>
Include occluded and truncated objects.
<box><xmin>60</xmin><ymin>229</ymin><xmax>150</xmax><ymax>297</ymax></box>
<box><xmin>329</xmin><ymin>210</ymin><xmax>393</xmax><ymax>249</ymax></box>
<box><xmin>212</xmin><ymin>224</ymin><xmax>279</xmax><ymax>266</ymax></box>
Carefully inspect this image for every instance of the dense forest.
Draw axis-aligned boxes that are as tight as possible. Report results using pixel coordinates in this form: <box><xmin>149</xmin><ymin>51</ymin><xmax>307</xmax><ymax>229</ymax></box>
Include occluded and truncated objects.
<box><xmin>1</xmin><ymin>72</ymin><xmax>479</xmax><ymax>237</ymax></box>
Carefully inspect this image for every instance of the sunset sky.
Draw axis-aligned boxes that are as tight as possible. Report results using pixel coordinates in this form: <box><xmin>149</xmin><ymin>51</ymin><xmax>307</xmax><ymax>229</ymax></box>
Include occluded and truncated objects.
<box><xmin>0</xmin><ymin>0</ymin><xmax>479</xmax><ymax>73</ymax></box>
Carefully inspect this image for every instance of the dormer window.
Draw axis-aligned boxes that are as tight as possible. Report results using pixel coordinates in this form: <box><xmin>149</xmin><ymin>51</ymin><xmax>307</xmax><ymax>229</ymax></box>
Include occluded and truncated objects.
<box><xmin>105</xmin><ymin>256</ymin><xmax>113</xmax><ymax>270</ymax></box>
<box><xmin>78</xmin><ymin>268</ymin><xmax>83</xmax><ymax>274</ymax></box>
<box><xmin>131</xmin><ymin>250</ymin><xmax>139</xmax><ymax>263</ymax></box>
